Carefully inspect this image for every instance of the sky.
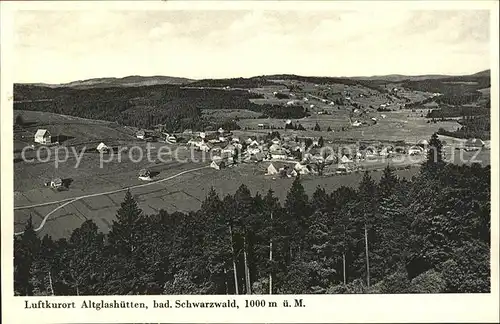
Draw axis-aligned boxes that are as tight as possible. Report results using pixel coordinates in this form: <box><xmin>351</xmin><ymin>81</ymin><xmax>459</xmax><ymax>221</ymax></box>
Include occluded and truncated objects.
<box><xmin>13</xmin><ymin>9</ymin><xmax>491</xmax><ymax>83</ymax></box>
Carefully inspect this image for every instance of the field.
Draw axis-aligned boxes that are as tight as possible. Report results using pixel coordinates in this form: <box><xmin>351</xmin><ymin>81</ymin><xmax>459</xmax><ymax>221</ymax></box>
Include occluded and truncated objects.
<box><xmin>15</xmin><ymin>157</ymin><xmax>422</xmax><ymax>239</ymax></box>
<box><xmin>236</xmin><ymin>110</ymin><xmax>461</xmax><ymax>144</ymax></box>
<box><xmin>14</xmin><ymin>110</ymin><xmax>139</xmax><ymax>153</ymax></box>
<box><xmin>13</xmin><ymin>71</ymin><xmax>491</xmax><ymax>240</ymax></box>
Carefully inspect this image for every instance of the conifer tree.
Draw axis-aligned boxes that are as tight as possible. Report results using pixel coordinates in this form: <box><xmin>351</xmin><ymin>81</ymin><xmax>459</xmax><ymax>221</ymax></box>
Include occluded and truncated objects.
<box><xmin>14</xmin><ymin>215</ymin><xmax>40</xmax><ymax>296</ymax></box>
<box><xmin>284</xmin><ymin>176</ymin><xmax>311</xmax><ymax>261</ymax></box>
<box><xmin>314</xmin><ymin>122</ymin><xmax>321</xmax><ymax>131</ymax></box>
<box><xmin>422</xmin><ymin>133</ymin><xmax>444</xmax><ymax>174</ymax></box>
<box><xmin>108</xmin><ymin>190</ymin><xmax>144</xmax><ymax>255</ymax></box>
<box><xmin>378</xmin><ymin>165</ymin><xmax>399</xmax><ymax>198</ymax></box>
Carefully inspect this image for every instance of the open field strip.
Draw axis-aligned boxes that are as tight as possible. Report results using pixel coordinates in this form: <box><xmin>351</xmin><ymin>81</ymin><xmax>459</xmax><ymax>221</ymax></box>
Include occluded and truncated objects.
<box><xmin>14</xmin><ymin>165</ymin><xmax>210</xmax><ymax>235</ymax></box>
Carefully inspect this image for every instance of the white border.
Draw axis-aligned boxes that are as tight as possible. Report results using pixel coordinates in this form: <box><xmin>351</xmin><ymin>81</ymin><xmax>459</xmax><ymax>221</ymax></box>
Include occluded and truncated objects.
<box><xmin>1</xmin><ymin>1</ymin><xmax>499</xmax><ymax>323</ymax></box>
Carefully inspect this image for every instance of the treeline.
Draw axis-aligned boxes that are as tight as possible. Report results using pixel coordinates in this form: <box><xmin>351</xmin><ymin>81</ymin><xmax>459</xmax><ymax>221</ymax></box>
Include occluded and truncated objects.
<box><xmin>402</xmin><ymin>76</ymin><xmax>490</xmax><ymax>96</ymax></box>
<box><xmin>261</xmin><ymin>104</ymin><xmax>308</xmax><ymax>119</ymax></box>
<box><xmin>189</xmin><ymin>77</ymin><xmax>278</xmax><ymax>88</ymax></box>
<box><xmin>435</xmin><ymin>91</ymin><xmax>482</xmax><ymax>106</ymax></box>
<box><xmin>426</xmin><ymin>106</ymin><xmax>489</xmax><ymax>119</ymax></box>
<box><xmin>437</xmin><ymin>116</ymin><xmax>490</xmax><ymax>140</ymax></box>
<box><xmin>14</xmin><ymin>135</ymin><xmax>490</xmax><ymax>295</ymax></box>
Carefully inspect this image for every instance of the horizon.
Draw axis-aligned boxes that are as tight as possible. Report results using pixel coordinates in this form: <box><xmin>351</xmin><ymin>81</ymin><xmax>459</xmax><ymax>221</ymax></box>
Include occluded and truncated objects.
<box><xmin>14</xmin><ymin>10</ymin><xmax>490</xmax><ymax>83</ymax></box>
<box><xmin>16</xmin><ymin>68</ymin><xmax>491</xmax><ymax>85</ymax></box>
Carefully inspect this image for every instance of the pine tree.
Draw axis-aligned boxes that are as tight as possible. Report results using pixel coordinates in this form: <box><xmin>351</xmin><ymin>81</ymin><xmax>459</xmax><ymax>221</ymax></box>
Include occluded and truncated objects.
<box><xmin>378</xmin><ymin>165</ymin><xmax>399</xmax><ymax>198</ymax></box>
<box><xmin>284</xmin><ymin>176</ymin><xmax>311</xmax><ymax>262</ymax></box>
<box><xmin>233</xmin><ymin>185</ymin><xmax>255</xmax><ymax>294</ymax></box>
<box><xmin>314</xmin><ymin>122</ymin><xmax>321</xmax><ymax>131</ymax></box>
<box><xmin>318</xmin><ymin>136</ymin><xmax>325</xmax><ymax>148</ymax></box>
<box><xmin>15</xmin><ymin>114</ymin><xmax>25</xmax><ymax>127</ymax></box>
<box><xmin>422</xmin><ymin>133</ymin><xmax>445</xmax><ymax>174</ymax></box>
<box><xmin>327</xmin><ymin>126</ymin><xmax>332</xmax><ymax>132</ymax></box>
<box><xmin>262</xmin><ymin>189</ymin><xmax>282</xmax><ymax>294</ymax></box>
<box><xmin>14</xmin><ymin>215</ymin><xmax>40</xmax><ymax>296</ymax></box>
<box><xmin>201</xmin><ymin>188</ymin><xmax>233</xmax><ymax>294</ymax></box>
<box><xmin>355</xmin><ymin>172</ymin><xmax>378</xmax><ymax>287</ymax></box>
<box><xmin>62</xmin><ymin>220</ymin><xmax>105</xmax><ymax>295</ymax></box>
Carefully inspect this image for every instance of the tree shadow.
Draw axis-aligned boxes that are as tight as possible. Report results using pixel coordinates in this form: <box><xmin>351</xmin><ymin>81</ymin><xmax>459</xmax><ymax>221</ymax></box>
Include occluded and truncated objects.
<box><xmin>53</xmin><ymin>134</ymin><xmax>75</xmax><ymax>144</ymax></box>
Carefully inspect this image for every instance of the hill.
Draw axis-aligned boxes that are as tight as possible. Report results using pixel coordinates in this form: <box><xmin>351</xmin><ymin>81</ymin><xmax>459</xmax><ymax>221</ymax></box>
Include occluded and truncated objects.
<box><xmin>350</xmin><ymin>70</ymin><xmax>490</xmax><ymax>82</ymax></box>
<box><xmin>23</xmin><ymin>75</ymin><xmax>195</xmax><ymax>89</ymax></box>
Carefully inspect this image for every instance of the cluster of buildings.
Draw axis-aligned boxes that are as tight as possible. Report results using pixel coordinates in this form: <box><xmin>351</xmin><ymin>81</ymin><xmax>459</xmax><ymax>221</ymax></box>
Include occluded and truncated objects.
<box><xmin>136</xmin><ymin>128</ymin><xmax>178</xmax><ymax>144</ymax></box>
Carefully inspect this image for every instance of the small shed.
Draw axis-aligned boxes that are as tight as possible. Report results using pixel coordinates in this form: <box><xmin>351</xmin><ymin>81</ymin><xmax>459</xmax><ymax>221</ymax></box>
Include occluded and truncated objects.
<box><xmin>139</xmin><ymin>169</ymin><xmax>151</xmax><ymax>180</ymax></box>
<box><xmin>136</xmin><ymin>130</ymin><xmax>146</xmax><ymax>139</ymax></box>
<box><xmin>51</xmin><ymin>178</ymin><xmax>63</xmax><ymax>188</ymax></box>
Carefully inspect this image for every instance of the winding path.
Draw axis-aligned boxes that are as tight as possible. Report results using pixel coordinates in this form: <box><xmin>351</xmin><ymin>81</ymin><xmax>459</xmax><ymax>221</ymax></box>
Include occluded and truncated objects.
<box><xmin>14</xmin><ymin>165</ymin><xmax>210</xmax><ymax>236</ymax></box>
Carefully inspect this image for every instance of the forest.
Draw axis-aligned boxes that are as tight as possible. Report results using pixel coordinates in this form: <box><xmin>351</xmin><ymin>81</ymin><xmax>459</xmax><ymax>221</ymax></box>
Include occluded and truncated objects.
<box><xmin>401</xmin><ymin>75</ymin><xmax>490</xmax><ymax>96</ymax></box>
<box><xmin>14</xmin><ymin>135</ymin><xmax>490</xmax><ymax>295</ymax></box>
<box><xmin>437</xmin><ymin>115</ymin><xmax>491</xmax><ymax>140</ymax></box>
<box><xmin>13</xmin><ymin>84</ymin><xmax>307</xmax><ymax>131</ymax></box>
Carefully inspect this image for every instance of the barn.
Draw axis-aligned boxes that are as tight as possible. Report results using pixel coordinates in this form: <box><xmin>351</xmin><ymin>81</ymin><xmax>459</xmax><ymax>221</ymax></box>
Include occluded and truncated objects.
<box><xmin>34</xmin><ymin>129</ymin><xmax>51</xmax><ymax>145</ymax></box>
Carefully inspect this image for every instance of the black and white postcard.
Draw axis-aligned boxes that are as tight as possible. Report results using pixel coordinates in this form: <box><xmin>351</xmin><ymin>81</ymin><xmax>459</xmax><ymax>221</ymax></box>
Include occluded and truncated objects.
<box><xmin>1</xmin><ymin>1</ymin><xmax>499</xmax><ymax>323</ymax></box>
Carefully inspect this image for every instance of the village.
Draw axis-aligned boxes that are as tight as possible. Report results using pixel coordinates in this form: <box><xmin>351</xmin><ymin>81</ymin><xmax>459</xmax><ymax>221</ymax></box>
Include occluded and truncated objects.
<box><xmin>22</xmin><ymin>110</ymin><xmax>488</xmax><ymax>192</ymax></box>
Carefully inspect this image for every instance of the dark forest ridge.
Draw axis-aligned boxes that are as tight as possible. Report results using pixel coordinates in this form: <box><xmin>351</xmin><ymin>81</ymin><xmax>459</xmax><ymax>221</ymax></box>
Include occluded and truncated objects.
<box><xmin>23</xmin><ymin>75</ymin><xmax>196</xmax><ymax>89</ymax></box>
<box><xmin>17</xmin><ymin>70</ymin><xmax>490</xmax><ymax>88</ymax></box>
<box><xmin>344</xmin><ymin>69</ymin><xmax>491</xmax><ymax>82</ymax></box>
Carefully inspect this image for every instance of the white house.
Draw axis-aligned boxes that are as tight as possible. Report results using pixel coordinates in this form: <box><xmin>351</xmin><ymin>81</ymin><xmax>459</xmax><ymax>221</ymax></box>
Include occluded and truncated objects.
<box><xmin>408</xmin><ymin>146</ymin><xmax>424</xmax><ymax>155</ymax></box>
<box><xmin>222</xmin><ymin>144</ymin><xmax>236</xmax><ymax>155</ymax></box>
<box><xmin>136</xmin><ymin>130</ymin><xmax>146</xmax><ymax>140</ymax></box>
<box><xmin>50</xmin><ymin>177</ymin><xmax>62</xmax><ymax>188</ymax></box>
<box><xmin>271</xmin><ymin>137</ymin><xmax>281</xmax><ymax>145</ymax></box>
<box><xmin>34</xmin><ymin>129</ymin><xmax>51</xmax><ymax>145</ymax></box>
<box><xmin>465</xmin><ymin>138</ymin><xmax>485</xmax><ymax>151</ymax></box>
<box><xmin>166</xmin><ymin>135</ymin><xmax>177</xmax><ymax>143</ymax></box>
<box><xmin>138</xmin><ymin>169</ymin><xmax>152</xmax><ymax>181</ymax></box>
<box><xmin>266</xmin><ymin>163</ymin><xmax>278</xmax><ymax>175</ymax></box>
<box><xmin>340</xmin><ymin>155</ymin><xmax>353</xmax><ymax>164</ymax></box>
<box><xmin>96</xmin><ymin>142</ymin><xmax>109</xmax><ymax>153</ymax></box>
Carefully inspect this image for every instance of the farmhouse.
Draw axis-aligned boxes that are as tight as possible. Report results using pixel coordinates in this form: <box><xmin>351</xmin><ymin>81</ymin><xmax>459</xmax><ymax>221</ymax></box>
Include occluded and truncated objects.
<box><xmin>266</xmin><ymin>163</ymin><xmax>278</xmax><ymax>175</ymax></box>
<box><xmin>166</xmin><ymin>134</ymin><xmax>177</xmax><ymax>143</ymax></box>
<box><xmin>139</xmin><ymin>169</ymin><xmax>151</xmax><ymax>180</ymax></box>
<box><xmin>50</xmin><ymin>177</ymin><xmax>63</xmax><ymax>188</ymax></box>
<box><xmin>465</xmin><ymin>138</ymin><xmax>485</xmax><ymax>151</ymax></box>
<box><xmin>96</xmin><ymin>142</ymin><xmax>109</xmax><ymax>153</ymax></box>
<box><xmin>34</xmin><ymin>129</ymin><xmax>51</xmax><ymax>145</ymax></box>
<box><xmin>222</xmin><ymin>143</ymin><xmax>236</xmax><ymax>155</ymax></box>
<box><xmin>340</xmin><ymin>155</ymin><xmax>353</xmax><ymax>164</ymax></box>
<box><xmin>270</xmin><ymin>149</ymin><xmax>288</xmax><ymax>160</ymax></box>
<box><xmin>408</xmin><ymin>146</ymin><xmax>424</xmax><ymax>155</ymax></box>
<box><xmin>210</xmin><ymin>159</ymin><xmax>226</xmax><ymax>170</ymax></box>
<box><xmin>418</xmin><ymin>139</ymin><xmax>429</xmax><ymax>146</ymax></box>
<box><xmin>136</xmin><ymin>130</ymin><xmax>146</xmax><ymax>140</ymax></box>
